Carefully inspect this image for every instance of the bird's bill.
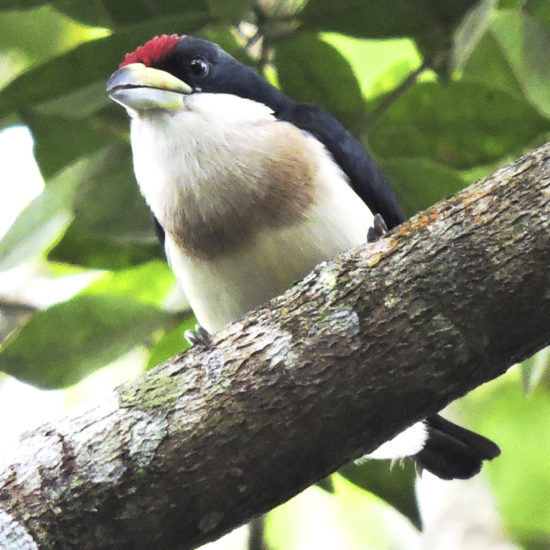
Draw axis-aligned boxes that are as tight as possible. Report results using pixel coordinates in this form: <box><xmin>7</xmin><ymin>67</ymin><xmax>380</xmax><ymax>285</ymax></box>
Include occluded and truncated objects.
<box><xmin>107</xmin><ymin>63</ymin><xmax>192</xmax><ymax>112</ymax></box>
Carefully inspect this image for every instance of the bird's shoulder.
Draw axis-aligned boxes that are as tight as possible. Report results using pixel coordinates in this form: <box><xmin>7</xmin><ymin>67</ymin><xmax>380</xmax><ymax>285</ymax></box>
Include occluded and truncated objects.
<box><xmin>274</xmin><ymin>102</ymin><xmax>406</xmax><ymax>229</ymax></box>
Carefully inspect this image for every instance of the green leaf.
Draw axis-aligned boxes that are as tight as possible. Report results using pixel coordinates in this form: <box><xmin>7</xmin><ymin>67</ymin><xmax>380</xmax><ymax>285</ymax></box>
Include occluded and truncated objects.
<box><xmin>414</xmin><ymin>1</ymin><xmax>483</xmax><ymax>60</ymax></box>
<box><xmin>499</xmin><ymin>0</ymin><xmax>525</xmax><ymax>8</ymax></box>
<box><xmin>0</xmin><ymin>156</ymin><xmax>87</xmax><ymax>271</ymax></box>
<box><xmin>461</xmin><ymin>31</ymin><xmax>525</xmax><ymax>99</ymax></box>
<box><xmin>19</xmin><ymin>76</ymin><xmax>128</xmax><ymax>179</ymax></box>
<box><xmin>368</xmin><ymin>81</ymin><xmax>548</xmax><ymax>168</ymax></box>
<box><xmin>48</xmin><ymin>224</ymin><xmax>163</xmax><ymax>270</ymax></box>
<box><xmin>100</xmin><ymin>0</ymin><xmax>253</xmax><ymax>27</ymax></box>
<box><xmin>0</xmin><ymin>5</ymin><xmax>109</xmax><ymax>90</ymax></box>
<box><xmin>0</xmin><ymin>296</ymin><xmax>169</xmax><ymax>388</ymax></box>
<box><xmin>451</xmin><ymin>0</ymin><xmax>496</xmax><ymax>73</ymax></box>
<box><xmin>275</xmin><ymin>33</ymin><xmax>367</xmax><ymax>132</ymax></box>
<box><xmin>0</xmin><ymin>142</ymin><xmax>158</xmax><ymax>271</ymax></box>
<box><xmin>461</xmin><ymin>11</ymin><xmax>550</xmax><ymax>118</ymax></box>
<box><xmin>206</xmin><ymin>0</ymin><xmax>254</xmax><ymax>21</ymax></box>
<box><xmin>43</xmin><ymin>143</ymin><xmax>162</xmax><ymax>268</ymax></box>
<box><xmin>526</xmin><ymin>0</ymin><xmax>550</xmax><ymax>31</ymax></box>
<box><xmin>315</xmin><ymin>475</ymin><xmax>336</xmax><ymax>494</ymax></box>
<box><xmin>299</xmin><ymin>0</ymin><xmax>478</xmax><ymax>54</ymax></box>
<box><xmin>22</xmin><ymin>109</ymin><xmax>112</xmax><ymax>178</ymax></box>
<box><xmin>265</xmin><ymin>474</ymin><xmax>402</xmax><ymax>549</ymax></box>
<box><xmin>97</xmin><ymin>0</ymin><xmax>208</xmax><ymax>26</ymax></box>
<box><xmin>0</xmin><ymin>1</ymin><xmax>48</xmax><ymax>10</ymax></box>
<box><xmin>69</xmin><ymin>147</ymin><xmax>154</xmax><ymax>244</ymax></box>
<box><xmin>0</xmin><ymin>6</ymin><xmax>87</xmax><ymax>59</ymax></box>
<box><xmin>83</xmin><ymin>260</ymin><xmax>174</xmax><ymax>301</ymax></box>
<box><xmin>30</xmin><ymin>79</ymin><xmax>116</xmax><ymax>121</ymax></box>
<box><xmin>416</xmin><ymin>0</ymin><xmax>484</xmax><ymax>29</ymax></box>
<box><xmin>461</xmin><ymin>372</ymin><xmax>550</xmax><ymax>546</ymax></box>
<box><xmin>339</xmin><ymin>460</ymin><xmax>421</xmax><ymax>529</ymax></box>
<box><xmin>0</xmin><ymin>262</ymin><xmax>176</xmax><ymax>388</ymax></box>
<box><xmin>489</xmin><ymin>11</ymin><xmax>550</xmax><ymax>118</ymax></box>
<box><xmin>322</xmin><ymin>33</ymin><xmax>422</xmax><ymax>102</ymax></box>
<box><xmin>49</xmin><ymin>0</ymin><xmax>113</xmax><ymax>27</ymax></box>
<box><xmin>299</xmin><ymin>0</ymin><xmax>432</xmax><ymax>39</ymax></box>
<box><xmin>381</xmin><ymin>157</ymin><xmax>467</xmax><ymax>216</ymax></box>
<box><xmin>0</xmin><ymin>13</ymin><xmax>213</xmax><ymax>118</ymax></box>
<box><xmin>13</xmin><ymin>0</ymin><xmax>250</xmax><ymax>28</ymax></box>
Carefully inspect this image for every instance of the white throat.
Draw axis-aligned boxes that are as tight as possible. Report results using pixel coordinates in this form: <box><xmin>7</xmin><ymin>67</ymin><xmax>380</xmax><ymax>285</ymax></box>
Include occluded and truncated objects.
<box><xmin>129</xmin><ymin>93</ymin><xmax>276</xmax><ymax>227</ymax></box>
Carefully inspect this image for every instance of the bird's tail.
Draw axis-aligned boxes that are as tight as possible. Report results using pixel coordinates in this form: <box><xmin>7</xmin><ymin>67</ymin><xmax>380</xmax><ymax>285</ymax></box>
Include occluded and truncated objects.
<box><xmin>414</xmin><ymin>414</ymin><xmax>501</xmax><ymax>480</ymax></box>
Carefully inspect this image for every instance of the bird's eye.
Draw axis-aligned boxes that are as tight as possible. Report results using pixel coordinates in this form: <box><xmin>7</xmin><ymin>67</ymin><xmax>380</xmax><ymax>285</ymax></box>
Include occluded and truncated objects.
<box><xmin>189</xmin><ymin>57</ymin><xmax>210</xmax><ymax>78</ymax></box>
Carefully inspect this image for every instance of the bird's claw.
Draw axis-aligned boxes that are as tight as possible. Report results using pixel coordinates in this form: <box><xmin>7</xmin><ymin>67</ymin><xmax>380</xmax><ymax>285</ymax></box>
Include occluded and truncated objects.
<box><xmin>367</xmin><ymin>213</ymin><xmax>389</xmax><ymax>242</ymax></box>
<box><xmin>184</xmin><ymin>324</ymin><xmax>212</xmax><ymax>348</ymax></box>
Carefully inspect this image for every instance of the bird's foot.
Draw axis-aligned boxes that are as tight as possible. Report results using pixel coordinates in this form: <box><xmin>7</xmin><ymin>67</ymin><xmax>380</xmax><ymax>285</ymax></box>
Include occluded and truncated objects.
<box><xmin>184</xmin><ymin>324</ymin><xmax>212</xmax><ymax>348</ymax></box>
<box><xmin>367</xmin><ymin>213</ymin><xmax>389</xmax><ymax>243</ymax></box>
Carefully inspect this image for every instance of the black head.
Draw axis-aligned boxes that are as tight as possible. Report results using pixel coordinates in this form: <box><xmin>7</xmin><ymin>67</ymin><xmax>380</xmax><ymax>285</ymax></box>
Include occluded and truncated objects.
<box><xmin>121</xmin><ymin>35</ymin><xmax>287</xmax><ymax>112</ymax></box>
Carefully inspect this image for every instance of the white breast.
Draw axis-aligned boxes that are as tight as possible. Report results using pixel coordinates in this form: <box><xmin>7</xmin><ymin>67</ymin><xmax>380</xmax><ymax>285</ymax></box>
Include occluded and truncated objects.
<box><xmin>164</xmin><ymin>135</ymin><xmax>374</xmax><ymax>332</ymax></box>
<box><xmin>129</xmin><ymin>92</ymin><xmax>374</xmax><ymax>332</ymax></box>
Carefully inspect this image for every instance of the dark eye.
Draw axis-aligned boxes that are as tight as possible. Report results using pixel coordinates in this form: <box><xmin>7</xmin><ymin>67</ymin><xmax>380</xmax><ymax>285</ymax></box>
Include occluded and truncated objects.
<box><xmin>189</xmin><ymin>57</ymin><xmax>210</xmax><ymax>78</ymax></box>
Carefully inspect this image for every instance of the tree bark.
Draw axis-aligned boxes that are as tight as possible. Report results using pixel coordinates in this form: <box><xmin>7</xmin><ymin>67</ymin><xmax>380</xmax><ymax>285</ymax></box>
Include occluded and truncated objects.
<box><xmin>1</xmin><ymin>144</ymin><xmax>549</xmax><ymax>550</ymax></box>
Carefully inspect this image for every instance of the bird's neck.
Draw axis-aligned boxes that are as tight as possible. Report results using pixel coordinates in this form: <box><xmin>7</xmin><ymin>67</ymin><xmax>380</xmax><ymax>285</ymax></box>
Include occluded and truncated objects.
<box><xmin>129</xmin><ymin>101</ymin><xmax>317</xmax><ymax>259</ymax></box>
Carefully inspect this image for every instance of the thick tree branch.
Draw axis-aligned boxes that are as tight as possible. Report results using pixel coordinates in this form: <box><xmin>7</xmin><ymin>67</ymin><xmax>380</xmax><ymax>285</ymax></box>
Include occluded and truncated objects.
<box><xmin>1</xmin><ymin>144</ymin><xmax>550</xmax><ymax>550</ymax></box>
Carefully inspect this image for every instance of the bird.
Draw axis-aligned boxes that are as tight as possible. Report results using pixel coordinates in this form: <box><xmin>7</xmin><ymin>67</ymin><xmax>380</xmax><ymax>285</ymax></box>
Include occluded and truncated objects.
<box><xmin>107</xmin><ymin>34</ymin><xmax>500</xmax><ymax>479</ymax></box>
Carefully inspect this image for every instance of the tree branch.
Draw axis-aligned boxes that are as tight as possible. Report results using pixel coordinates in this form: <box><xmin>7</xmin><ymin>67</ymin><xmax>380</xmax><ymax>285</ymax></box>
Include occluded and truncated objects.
<box><xmin>1</xmin><ymin>144</ymin><xmax>550</xmax><ymax>550</ymax></box>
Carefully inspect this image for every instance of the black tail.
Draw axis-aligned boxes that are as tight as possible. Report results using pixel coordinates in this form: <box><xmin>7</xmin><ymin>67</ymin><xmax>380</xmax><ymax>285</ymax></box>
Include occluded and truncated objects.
<box><xmin>414</xmin><ymin>415</ymin><xmax>501</xmax><ymax>480</ymax></box>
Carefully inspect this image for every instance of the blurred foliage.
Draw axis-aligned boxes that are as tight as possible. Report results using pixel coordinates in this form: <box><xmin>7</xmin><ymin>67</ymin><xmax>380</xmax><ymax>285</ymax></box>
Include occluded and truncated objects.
<box><xmin>339</xmin><ymin>459</ymin><xmax>421</xmax><ymax>529</ymax></box>
<box><xmin>0</xmin><ymin>0</ymin><xmax>549</xmax><ymax>546</ymax></box>
<box><xmin>461</xmin><ymin>366</ymin><xmax>550</xmax><ymax>549</ymax></box>
<box><xmin>265</xmin><ymin>474</ymin><xmax>415</xmax><ymax>549</ymax></box>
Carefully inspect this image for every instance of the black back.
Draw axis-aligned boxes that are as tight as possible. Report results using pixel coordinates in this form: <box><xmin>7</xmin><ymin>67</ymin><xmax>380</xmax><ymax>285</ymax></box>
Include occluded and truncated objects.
<box><xmin>276</xmin><ymin>102</ymin><xmax>406</xmax><ymax>228</ymax></box>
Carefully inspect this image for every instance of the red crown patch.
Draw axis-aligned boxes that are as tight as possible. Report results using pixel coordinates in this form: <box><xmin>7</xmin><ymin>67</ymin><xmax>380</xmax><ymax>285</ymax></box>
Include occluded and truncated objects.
<box><xmin>120</xmin><ymin>34</ymin><xmax>183</xmax><ymax>68</ymax></box>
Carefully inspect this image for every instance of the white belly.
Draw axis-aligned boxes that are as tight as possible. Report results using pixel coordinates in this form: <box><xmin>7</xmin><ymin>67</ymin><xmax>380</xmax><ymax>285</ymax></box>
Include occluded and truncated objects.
<box><xmin>165</xmin><ymin>178</ymin><xmax>374</xmax><ymax>332</ymax></box>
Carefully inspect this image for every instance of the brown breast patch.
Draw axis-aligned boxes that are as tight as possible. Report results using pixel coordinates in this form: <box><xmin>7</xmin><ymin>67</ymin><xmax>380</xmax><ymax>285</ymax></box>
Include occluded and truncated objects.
<box><xmin>165</xmin><ymin>121</ymin><xmax>318</xmax><ymax>259</ymax></box>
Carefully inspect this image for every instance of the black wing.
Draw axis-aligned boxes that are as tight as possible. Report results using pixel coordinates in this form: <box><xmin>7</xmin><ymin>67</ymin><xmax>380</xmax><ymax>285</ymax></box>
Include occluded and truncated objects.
<box><xmin>276</xmin><ymin>103</ymin><xmax>406</xmax><ymax>230</ymax></box>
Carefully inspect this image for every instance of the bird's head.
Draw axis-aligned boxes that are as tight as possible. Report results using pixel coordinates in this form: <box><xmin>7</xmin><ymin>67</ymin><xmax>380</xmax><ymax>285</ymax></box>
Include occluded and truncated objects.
<box><xmin>107</xmin><ymin>34</ymin><xmax>285</xmax><ymax>117</ymax></box>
